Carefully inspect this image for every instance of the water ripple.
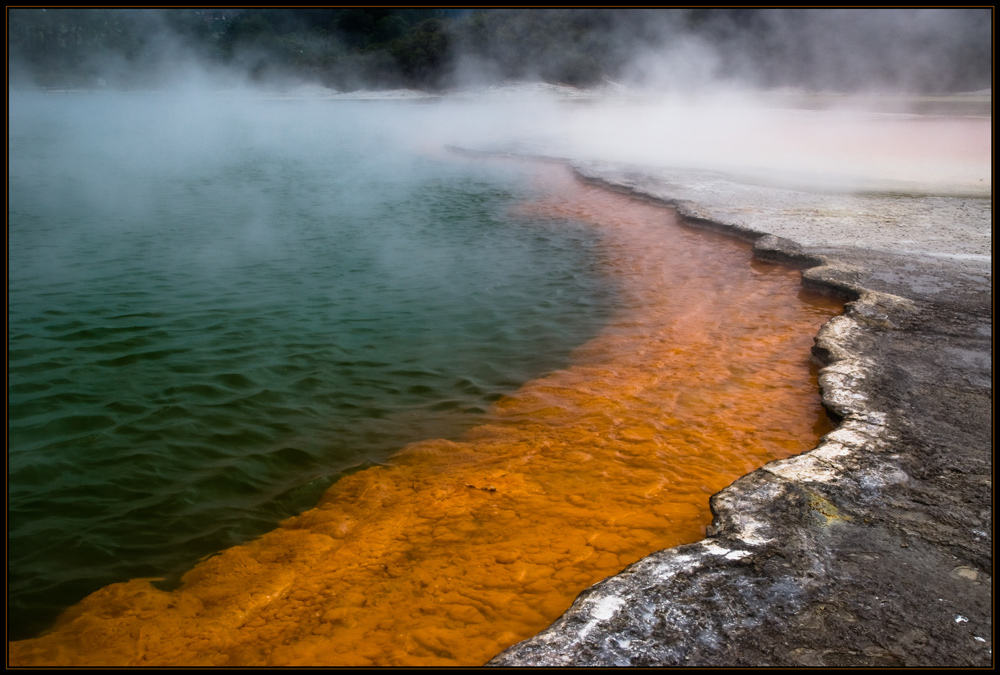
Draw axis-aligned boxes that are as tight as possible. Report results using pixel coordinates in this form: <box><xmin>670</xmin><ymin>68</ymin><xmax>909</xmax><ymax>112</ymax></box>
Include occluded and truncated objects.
<box><xmin>8</xmin><ymin>98</ymin><xmax>615</xmax><ymax>640</ymax></box>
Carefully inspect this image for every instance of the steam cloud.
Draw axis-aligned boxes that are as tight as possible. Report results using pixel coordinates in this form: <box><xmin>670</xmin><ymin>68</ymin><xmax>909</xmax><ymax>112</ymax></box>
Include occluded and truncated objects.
<box><xmin>7</xmin><ymin>10</ymin><xmax>993</xmax><ymax>234</ymax></box>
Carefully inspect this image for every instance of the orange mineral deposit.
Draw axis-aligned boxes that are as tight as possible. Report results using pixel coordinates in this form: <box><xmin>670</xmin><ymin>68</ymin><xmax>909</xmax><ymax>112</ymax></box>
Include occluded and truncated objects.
<box><xmin>9</xmin><ymin>163</ymin><xmax>842</xmax><ymax>667</ymax></box>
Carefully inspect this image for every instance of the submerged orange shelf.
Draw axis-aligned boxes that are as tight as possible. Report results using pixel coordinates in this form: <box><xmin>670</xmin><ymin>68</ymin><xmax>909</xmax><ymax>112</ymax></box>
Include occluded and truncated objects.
<box><xmin>9</xmin><ymin>163</ymin><xmax>842</xmax><ymax>667</ymax></box>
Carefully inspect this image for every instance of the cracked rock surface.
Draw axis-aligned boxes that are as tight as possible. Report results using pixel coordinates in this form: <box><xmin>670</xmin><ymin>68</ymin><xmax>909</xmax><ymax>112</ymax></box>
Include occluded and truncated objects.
<box><xmin>489</xmin><ymin>162</ymin><xmax>992</xmax><ymax>667</ymax></box>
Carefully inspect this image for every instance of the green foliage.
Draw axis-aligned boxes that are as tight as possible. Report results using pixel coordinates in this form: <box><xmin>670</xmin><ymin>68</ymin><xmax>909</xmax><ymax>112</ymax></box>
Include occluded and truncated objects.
<box><xmin>9</xmin><ymin>8</ymin><xmax>148</xmax><ymax>85</ymax></box>
<box><xmin>450</xmin><ymin>9</ymin><xmax>625</xmax><ymax>86</ymax></box>
<box><xmin>374</xmin><ymin>16</ymin><xmax>408</xmax><ymax>46</ymax></box>
<box><xmin>389</xmin><ymin>19</ymin><xmax>450</xmax><ymax>88</ymax></box>
<box><xmin>7</xmin><ymin>8</ymin><xmax>992</xmax><ymax>93</ymax></box>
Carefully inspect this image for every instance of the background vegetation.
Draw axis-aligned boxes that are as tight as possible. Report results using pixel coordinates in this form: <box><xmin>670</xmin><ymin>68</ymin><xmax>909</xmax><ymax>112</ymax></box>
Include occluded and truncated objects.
<box><xmin>7</xmin><ymin>8</ymin><xmax>992</xmax><ymax>93</ymax></box>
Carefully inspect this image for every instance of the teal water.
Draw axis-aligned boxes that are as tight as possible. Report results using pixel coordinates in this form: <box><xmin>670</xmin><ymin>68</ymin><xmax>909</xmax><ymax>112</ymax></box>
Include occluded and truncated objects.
<box><xmin>8</xmin><ymin>93</ymin><xmax>615</xmax><ymax>640</ymax></box>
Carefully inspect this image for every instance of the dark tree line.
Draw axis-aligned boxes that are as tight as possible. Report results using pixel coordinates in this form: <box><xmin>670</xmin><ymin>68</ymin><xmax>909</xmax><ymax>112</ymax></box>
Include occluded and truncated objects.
<box><xmin>7</xmin><ymin>8</ymin><xmax>992</xmax><ymax>93</ymax></box>
<box><xmin>8</xmin><ymin>8</ymin><xmax>453</xmax><ymax>89</ymax></box>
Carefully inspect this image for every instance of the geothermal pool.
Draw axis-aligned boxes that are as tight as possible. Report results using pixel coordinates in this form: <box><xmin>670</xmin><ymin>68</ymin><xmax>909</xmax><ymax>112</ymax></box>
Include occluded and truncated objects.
<box><xmin>8</xmin><ymin>93</ymin><xmax>616</xmax><ymax>639</ymax></box>
<box><xmin>9</xmin><ymin>94</ymin><xmax>841</xmax><ymax>666</ymax></box>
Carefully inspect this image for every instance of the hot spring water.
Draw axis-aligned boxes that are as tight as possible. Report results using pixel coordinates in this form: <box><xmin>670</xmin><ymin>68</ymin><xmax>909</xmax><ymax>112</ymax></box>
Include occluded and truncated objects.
<box><xmin>9</xmin><ymin>93</ymin><xmax>842</xmax><ymax>665</ymax></box>
<box><xmin>8</xmin><ymin>93</ymin><xmax>616</xmax><ymax>639</ymax></box>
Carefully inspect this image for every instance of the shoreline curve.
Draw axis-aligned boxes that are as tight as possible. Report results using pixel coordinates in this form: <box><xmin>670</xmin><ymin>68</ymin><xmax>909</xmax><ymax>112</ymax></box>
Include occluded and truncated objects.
<box><xmin>489</xmin><ymin>160</ymin><xmax>992</xmax><ymax>667</ymax></box>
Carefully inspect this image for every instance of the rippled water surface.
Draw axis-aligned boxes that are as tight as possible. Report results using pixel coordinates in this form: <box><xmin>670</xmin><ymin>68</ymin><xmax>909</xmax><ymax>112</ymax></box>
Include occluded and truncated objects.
<box><xmin>8</xmin><ymin>93</ymin><xmax>616</xmax><ymax>639</ymax></box>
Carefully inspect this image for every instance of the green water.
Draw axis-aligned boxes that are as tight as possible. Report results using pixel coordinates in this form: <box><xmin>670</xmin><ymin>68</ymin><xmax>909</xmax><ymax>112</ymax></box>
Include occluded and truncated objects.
<box><xmin>8</xmin><ymin>92</ymin><xmax>616</xmax><ymax>639</ymax></box>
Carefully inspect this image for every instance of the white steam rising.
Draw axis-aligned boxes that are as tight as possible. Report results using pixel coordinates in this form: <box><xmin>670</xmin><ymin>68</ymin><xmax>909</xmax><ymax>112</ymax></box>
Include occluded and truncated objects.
<box><xmin>8</xmin><ymin>9</ymin><xmax>992</xmax><ymax>200</ymax></box>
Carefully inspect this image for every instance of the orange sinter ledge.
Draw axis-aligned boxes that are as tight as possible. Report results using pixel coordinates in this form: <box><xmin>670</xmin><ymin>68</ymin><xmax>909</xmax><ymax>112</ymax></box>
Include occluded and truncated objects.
<box><xmin>9</xmin><ymin>163</ymin><xmax>843</xmax><ymax>667</ymax></box>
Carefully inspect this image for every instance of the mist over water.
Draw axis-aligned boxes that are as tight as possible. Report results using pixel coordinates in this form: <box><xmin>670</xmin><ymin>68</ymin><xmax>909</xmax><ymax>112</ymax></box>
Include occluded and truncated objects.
<box><xmin>8</xmin><ymin>68</ymin><xmax>990</xmax><ymax>650</ymax></box>
<box><xmin>7</xmin><ymin>9</ymin><xmax>991</xmax><ymax>664</ymax></box>
<box><xmin>8</xmin><ymin>92</ymin><xmax>617</xmax><ymax>639</ymax></box>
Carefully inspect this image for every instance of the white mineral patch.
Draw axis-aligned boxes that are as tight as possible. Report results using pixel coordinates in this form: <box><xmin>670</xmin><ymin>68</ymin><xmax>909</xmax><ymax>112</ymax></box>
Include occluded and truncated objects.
<box><xmin>862</xmin><ymin>411</ymin><xmax>887</xmax><ymax>426</ymax></box>
<box><xmin>824</xmin><ymin>423</ymin><xmax>880</xmax><ymax>448</ymax></box>
<box><xmin>766</xmin><ymin>455</ymin><xmax>840</xmax><ymax>483</ymax></box>
<box><xmin>811</xmin><ymin>442</ymin><xmax>853</xmax><ymax>461</ymax></box>
<box><xmin>264</xmin><ymin>83</ymin><xmax>341</xmax><ymax>99</ymax></box>
<box><xmin>819</xmin><ymin>361</ymin><xmax>871</xmax><ymax>414</ymax></box>
<box><xmin>819</xmin><ymin>360</ymin><xmax>869</xmax><ymax>381</ymax></box>
<box><xmin>858</xmin><ymin>466</ymin><xmax>909</xmax><ymax>487</ymax></box>
<box><xmin>650</xmin><ymin>553</ymin><xmax>696</xmax><ymax>581</ymax></box>
<box><xmin>451</xmin><ymin>81</ymin><xmax>596</xmax><ymax>100</ymax></box>
<box><xmin>590</xmin><ymin>595</ymin><xmax>625</xmax><ymax>621</ymax></box>
<box><xmin>814</xmin><ymin>316</ymin><xmax>864</xmax><ymax>362</ymax></box>
<box><xmin>702</xmin><ymin>543</ymin><xmax>731</xmax><ymax>556</ymax></box>
<box><xmin>574</xmin><ymin>594</ymin><xmax>628</xmax><ymax>642</ymax></box>
<box><xmin>733</xmin><ymin>519</ymin><xmax>775</xmax><ymax>546</ymax></box>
